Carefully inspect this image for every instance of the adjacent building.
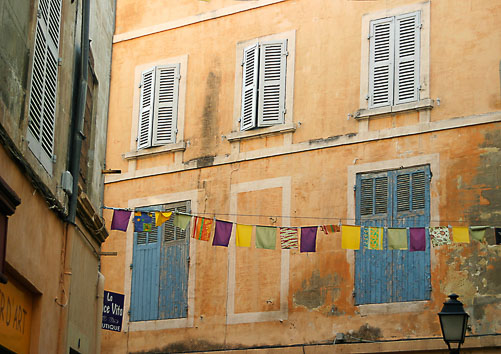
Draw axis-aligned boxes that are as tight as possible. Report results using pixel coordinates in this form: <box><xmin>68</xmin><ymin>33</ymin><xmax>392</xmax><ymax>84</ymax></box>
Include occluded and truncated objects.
<box><xmin>0</xmin><ymin>0</ymin><xmax>115</xmax><ymax>352</ymax></box>
<box><xmin>102</xmin><ymin>0</ymin><xmax>501</xmax><ymax>353</ymax></box>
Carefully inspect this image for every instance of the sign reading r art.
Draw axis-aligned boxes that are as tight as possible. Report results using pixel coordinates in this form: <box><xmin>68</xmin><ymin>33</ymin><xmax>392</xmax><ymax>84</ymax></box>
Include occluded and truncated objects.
<box><xmin>0</xmin><ymin>277</ymin><xmax>33</xmax><ymax>354</ymax></box>
<box><xmin>102</xmin><ymin>290</ymin><xmax>124</xmax><ymax>332</ymax></box>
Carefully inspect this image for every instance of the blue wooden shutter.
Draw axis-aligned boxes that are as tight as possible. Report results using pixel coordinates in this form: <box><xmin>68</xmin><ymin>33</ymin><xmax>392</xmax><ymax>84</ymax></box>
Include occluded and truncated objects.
<box><xmin>391</xmin><ymin>167</ymin><xmax>431</xmax><ymax>302</ymax></box>
<box><xmin>355</xmin><ymin>166</ymin><xmax>431</xmax><ymax>304</ymax></box>
<box><xmin>258</xmin><ymin>40</ymin><xmax>287</xmax><ymax>127</ymax></box>
<box><xmin>158</xmin><ymin>201</ymin><xmax>191</xmax><ymax>319</ymax></box>
<box><xmin>130</xmin><ymin>207</ymin><xmax>161</xmax><ymax>321</ymax></box>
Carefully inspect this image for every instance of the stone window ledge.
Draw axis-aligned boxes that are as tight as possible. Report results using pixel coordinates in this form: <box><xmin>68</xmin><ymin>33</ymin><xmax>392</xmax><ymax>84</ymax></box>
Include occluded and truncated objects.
<box><xmin>355</xmin><ymin>99</ymin><xmax>434</xmax><ymax>120</ymax></box>
<box><xmin>225</xmin><ymin>123</ymin><xmax>296</xmax><ymax>142</ymax></box>
<box><xmin>123</xmin><ymin>141</ymin><xmax>186</xmax><ymax>160</ymax></box>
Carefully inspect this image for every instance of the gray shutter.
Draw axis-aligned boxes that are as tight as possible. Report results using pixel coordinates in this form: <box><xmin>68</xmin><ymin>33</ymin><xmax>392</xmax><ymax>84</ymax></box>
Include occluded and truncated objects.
<box><xmin>369</xmin><ymin>17</ymin><xmax>394</xmax><ymax>108</ymax></box>
<box><xmin>360</xmin><ymin>175</ymin><xmax>389</xmax><ymax>217</ymax></box>
<box><xmin>394</xmin><ymin>11</ymin><xmax>420</xmax><ymax>105</ymax></box>
<box><xmin>137</xmin><ymin>68</ymin><xmax>155</xmax><ymax>149</ymax></box>
<box><xmin>27</xmin><ymin>0</ymin><xmax>61</xmax><ymax>174</ymax></box>
<box><xmin>153</xmin><ymin>64</ymin><xmax>179</xmax><ymax>145</ymax></box>
<box><xmin>240</xmin><ymin>43</ymin><xmax>259</xmax><ymax>131</ymax></box>
<box><xmin>258</xmin><ymin>40</ymin><xmax>287</xmax><ymax>127</ymax></box>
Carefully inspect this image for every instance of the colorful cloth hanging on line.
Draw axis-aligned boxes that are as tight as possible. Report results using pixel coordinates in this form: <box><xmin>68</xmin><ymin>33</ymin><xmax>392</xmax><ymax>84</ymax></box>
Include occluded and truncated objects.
<box><xmin>192</xmin><ymin>217</ymin><xmax>213</xmax><ymax>241</ymax></box>
<box><xmin>236</xmin><ymin>224</ymin><xmax>252</xmax><ymax>247</ymax></box>
<box><xmin>362</xmin><ymin>227</ymin><xmax>383</xmax><ymax>250</ymax></box>
<box><xmin>409</xmin><ymin>228</ymin><xmax>426</xmax><ymax>252</ymax></box>
<box><xmin>111</xmin><ymin>210</ymin><xmax>132</xmax><ymax>232</ymax></box>
<box><xmin>300</xmin><ymin>227</ymin><xmax>318</xmax><ymax>252</ymax></box>
<box><xmin>174</xmin><ymin>213</ymin><xmax>191</xmax><ymax>230</ymax></box>
<box><xmin>320</xmin><ymin>225</ymin><xmax>340</xmax><ymax>235</ymax></box>
<box><xmin>387</xmin><ymin>228</ymin><xmax>408</xmax><ymax>250</ymax></box>
<box><xmin>213</xmin><ymin>220</ymin><xmax>232</xmax><ymax>247</ymax></box>
<box><xmin>429</xmin><ymin>226</ymin><xmax>451</xmax><ymax>247</ymax></box>
<box><xmin>256</xmin><ymin>226</ymin><xmax>276</xmax><ymax>250</ymax></box>
<box><xmin>341</xmin><ymin>225</ymin><xmax>360</xmax><ymax>250</ymax></box>
<box><xmin>280</xmin><ymin>227</ymin><xmax>298</xmax><ymax>249</ymax></box>
<box><xmin>155</xmin><ymin>211</ymin><xmax>172</xmax><ymax>227</ymax></box>
<box><xmin>134</xmin><ymin>212</ymin><xmax>153</xmax><ymax>232</ymax></box>
<box><xmin>452</xmin><ymin>227</ymin><xmax>470</xmax><ymax>243</ymax></box>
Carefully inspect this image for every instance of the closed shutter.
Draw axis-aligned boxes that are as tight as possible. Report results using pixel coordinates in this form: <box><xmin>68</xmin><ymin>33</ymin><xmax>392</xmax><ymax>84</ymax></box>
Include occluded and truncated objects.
<box><xmin>240</xmin><ymin>44</ymin><xmax>259</xmax><ymax>131</ymax></box>
<box><xmin>137</xmin><ymin>68</ymin><xmax>155</xmax><ymax>149</ymax></box>
<box><xmin>355</xmin><ymin>166</ymin><xmax>431</xmax><ymax>304</ymax></box>
<box><xmin>27</xmin><ymin>0</ymin><xmax>61</xmax><ymax>174</ymax></box>
<box><xmin>159</xmin><ymin>201</ymin><xmax>190</xmax><ymax>319</ymax></box>
<box><xmin>394</xmin><ymin>11</ymin><xmax>420</xmax><ymax>105</ymax></box>
<box><xmin>153</xmin><ymin>64</ymin><xmax>179</xmax><ymax>145</ymax></box>
<box><xmin>258</xmin><ymin>40</ymin><xmax>287</xmax><ymax>127</ymax></box>
<box><xmin>368</xmin><ymin>17</ymin><xmax>394</xmax><ymax>108</ymax></box>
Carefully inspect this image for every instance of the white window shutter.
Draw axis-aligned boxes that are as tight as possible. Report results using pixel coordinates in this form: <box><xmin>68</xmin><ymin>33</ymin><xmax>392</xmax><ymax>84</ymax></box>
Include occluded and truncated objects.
<box><xmin>369</xmin><ymin>17</ymin><xmax>394</xmax><ymax>108</ymax></box>
<box><xmin>27</xmin><ymin>0</ymin><xmax>61</xmax><ymax>174</ymax></box>
<box><xmin>137</xmin><ymin>68</ymin><xmax>155</xmax><ymax>149</ymax></box>
<box><xmin>240</xmin><ymin>43</ymin><xmax>259</xmax><ymax>131</ymax></box>
<box><xmin>153</xmin><ymin>64</ymin><xmax>179</xmax><ymax>145</ymax></box>
<box><xmin>394</xmin><ymin>11</ymin><xmax>420</xmax><ymax>105</ymax></box>
<box><xmin>258</xmin><ymin>39</ymin><xmax>287</xmax><ymax>127</ymax></box>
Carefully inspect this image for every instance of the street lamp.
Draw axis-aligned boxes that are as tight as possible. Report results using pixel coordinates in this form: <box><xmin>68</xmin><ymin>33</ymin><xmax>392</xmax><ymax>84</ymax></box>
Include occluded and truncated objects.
<box><xmin>437</xmin><ymin>294</ymin><xmax>469</xmax><ymax>354</ymax></box>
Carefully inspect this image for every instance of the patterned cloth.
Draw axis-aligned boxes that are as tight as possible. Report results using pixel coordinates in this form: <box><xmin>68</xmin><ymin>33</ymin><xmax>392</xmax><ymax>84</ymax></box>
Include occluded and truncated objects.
<box><xmin>279</xmin><ymin>227</ymin><xmax>298</xmax><ymax>249</ymax></box>
<box><xmin>134</xmin><ymin>212</ymin><xmax>153</xmax><ymax>232</ymax></box>
<box><xmin>300</xmin><ymin>227</ymin><xmax>318</xmax><ymax>252</ymax></box>
<box><xmin>362</xmin><ymin>227</ymin><xmax>383</xmax><ymax>250</ymax></box>
<box><xmin>192</xmin><ymin>217</ymin><xmax>213</xmax><ymax>241</ymax></box>
<box><xmin>429</xmin><ymin>226</ymin><xmax>451</xmax><ymax>247</ymax></box>
<box><xmin>320</xmin><ymin>225</ymin><xmax>341</xmax><ymax>235</ymax></box>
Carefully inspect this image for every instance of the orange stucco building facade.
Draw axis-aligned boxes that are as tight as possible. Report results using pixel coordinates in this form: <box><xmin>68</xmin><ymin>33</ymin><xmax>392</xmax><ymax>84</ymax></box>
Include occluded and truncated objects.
<box><xmin>101</xmin><ymin>0</ymin><xmax>501</xmax><ymax>352</ymax></box>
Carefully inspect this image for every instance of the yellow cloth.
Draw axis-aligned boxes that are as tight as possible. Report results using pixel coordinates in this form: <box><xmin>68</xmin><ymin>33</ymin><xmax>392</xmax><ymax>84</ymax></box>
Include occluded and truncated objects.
<box><xmin>452</xmin><ymin>227</ymin><xmax>470</xmax><ymax>243</ymax></box>
<box><xmin>155</xmin><ymin>211</ymin><xmax>172</xmax><ymax>226</ymax></box>
<box><xmin>342</xmin><ymin>225</ymin><xmax>361</xmax><ymax>250</ymax></box>
<box><xmin>236</xmin><ymin>224</ymin><xmax>252</xmax><ymax>247</ymax></box>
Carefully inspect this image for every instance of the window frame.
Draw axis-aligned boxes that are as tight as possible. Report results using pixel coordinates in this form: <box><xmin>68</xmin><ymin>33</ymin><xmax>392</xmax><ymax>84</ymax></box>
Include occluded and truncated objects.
<box><xmin>231</xmin><ymin>30</ymin><xmax>296</xmax><ymax>138</ymax></box>
<box><xmin>357</xmin><ymin>2</ymin><xmax>431</xmax><ymax>118</ymax></box>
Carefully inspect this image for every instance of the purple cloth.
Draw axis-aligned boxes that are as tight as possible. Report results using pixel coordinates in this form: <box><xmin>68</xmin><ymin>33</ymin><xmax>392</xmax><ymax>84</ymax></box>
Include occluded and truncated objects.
<box><xmin>111</xmin><ymin>210</ymin><xmax>132</xmax><ymax>232</ymax></box>
<box><xmin>410</xmin><ymin>228</ymin><xmax>426</xmax><ymax>251</ymax></box>
<box><xmin>212</xmin><ymin>220</ymin><xmax>233</xmax><ymax>247</ymax></box>
<box><xmin>300</xmin><ymin>226</ymin><xmax>317</xmax><ymax>253</ymax></box>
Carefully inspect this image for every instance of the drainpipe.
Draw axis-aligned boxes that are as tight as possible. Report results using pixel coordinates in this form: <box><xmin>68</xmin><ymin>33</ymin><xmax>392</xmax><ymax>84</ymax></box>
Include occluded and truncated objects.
<box><xmin>67</xmin><ymin>0</ymin><xmax>90</xmax><ymax>224</ymax></box>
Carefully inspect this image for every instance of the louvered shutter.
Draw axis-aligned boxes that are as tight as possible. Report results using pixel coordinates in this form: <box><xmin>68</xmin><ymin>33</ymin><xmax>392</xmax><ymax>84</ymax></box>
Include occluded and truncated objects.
<box><xmin>394</xmin><ymin>11</ymin><xmax>420</xmax><ymax>105</ymax></box>
<box><xmin>153</xmin><ymin>64</ymin><xmax>179</xmax><ymax>145</ymax></box>
<box><xmin>137</xmin><ymin>68</ymin><xmax>155</xmax><ymax>149</ymax></box>
<box><xmin>368</xmin><ymin>17</ymin><xmax>394</xmax><ymax>108</ymax></box>
<box><xmin>240</xmin><ymin>44</ymin><xmax>259</xmax><ymax>131</ymax></box>
<box><xmin>258</xmin><ymin>40</ymin><xmax>287</xmax><ymax>127</ymax></box>
<box><xmin>360</xmin><ymin>175</ymin><xmax>389</xmax><ymax>217</ymax></box>
<box><xmin>395</xmin><ymin>168</ymin><xmax>427</xmax><ymax>214</ymax></box>
<box><xmin>27</xmin><ymin>0</ymin><xmax>61</xmax><ymax>174</ymax></box>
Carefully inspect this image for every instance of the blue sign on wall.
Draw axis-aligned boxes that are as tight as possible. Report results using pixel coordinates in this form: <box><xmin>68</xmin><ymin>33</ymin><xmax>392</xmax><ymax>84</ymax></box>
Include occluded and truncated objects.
<box><xmin>102</xmin><ymin>290</ymin><xmax>124</xmax><ymax>332</ymax></box>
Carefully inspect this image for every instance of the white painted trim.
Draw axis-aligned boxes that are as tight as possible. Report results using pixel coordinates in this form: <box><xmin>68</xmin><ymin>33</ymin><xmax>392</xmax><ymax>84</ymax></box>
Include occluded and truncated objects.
<box><xmin>228</xmin><ymin>177</ymin><xmax>291</xmax><ymax>324</ymax></box>
<box><xmin>124</xmin><ymin>189</ymin><xmax>198</xmax><ymax>331</ymax></box>
<box><xmin>105</xmin><ymin>111</ymin><xmax>501</xmax><ymax>184</ymax></box>
<box><xmin>113</xmin><ymin>0</ymin><xmax>289</xmax><ymax>44</ymax></box>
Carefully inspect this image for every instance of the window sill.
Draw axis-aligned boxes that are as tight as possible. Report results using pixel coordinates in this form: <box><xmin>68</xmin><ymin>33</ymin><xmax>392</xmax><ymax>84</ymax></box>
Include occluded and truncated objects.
<box><xmin>225</xmin><ymin>122</ymin><xmax>296</xmax><ymax>142</ymax></box>
<box><xmin>123</xmin><ymin>141</ymin><xmax>186</xmax><ymax>160</ymax></box>
<box><xmin>357</xmin><ymin>300</ymin><xmax>428</xmax><ymax>316</ymax></box>
<box><xmin>355</xmin><ymin>99</ymin><xmax>434</xmax><ymax>119</ymax></box>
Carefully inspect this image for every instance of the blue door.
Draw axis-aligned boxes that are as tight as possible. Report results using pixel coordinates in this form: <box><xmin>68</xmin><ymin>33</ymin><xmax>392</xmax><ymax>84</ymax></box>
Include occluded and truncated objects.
<box><xmin>354</xmin><ymin>166</ymin><xmax>431</xmax><ymax>304</ymax></box>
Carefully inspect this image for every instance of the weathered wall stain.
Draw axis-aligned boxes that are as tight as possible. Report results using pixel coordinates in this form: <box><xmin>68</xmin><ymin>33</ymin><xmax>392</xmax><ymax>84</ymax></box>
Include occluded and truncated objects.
<box><xmin>200</xmin><ymin>66</ymin><xmax>221</xmax><ymax>156</ymax></box>
<box><xmin>344</xmin><ymin>324</ymin><xmax>383</xmax><ymax>342</ymax></box>
<box><xmin>293</xmin><ymin>270</ymin><xmax>341</xmax><ymax>311</ymax></box>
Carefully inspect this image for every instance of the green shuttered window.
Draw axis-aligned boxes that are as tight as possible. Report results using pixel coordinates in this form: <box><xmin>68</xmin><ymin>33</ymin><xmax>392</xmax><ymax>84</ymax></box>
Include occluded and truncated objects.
<box><xmin>355</xmin><ymin>166</ymin><xmax>431</xmax><ymax>304</ymax></box>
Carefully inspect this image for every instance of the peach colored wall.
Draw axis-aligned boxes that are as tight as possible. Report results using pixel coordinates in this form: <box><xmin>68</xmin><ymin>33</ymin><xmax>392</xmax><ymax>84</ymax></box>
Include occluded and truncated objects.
<box><xmin>102</xmin><ymin>0</ymin><xmax>501</xmax><ymax>352</ymax></box>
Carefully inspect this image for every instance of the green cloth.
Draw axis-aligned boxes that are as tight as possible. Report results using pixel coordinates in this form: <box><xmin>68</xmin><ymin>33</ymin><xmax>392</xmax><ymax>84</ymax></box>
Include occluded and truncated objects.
<box><xmin>255</xmin><ymin>226</ymin><xmax>276</xmax><ymax>250</ymax></box>
<box><xmin>388</xmin><ymin>228</ymin><xmax>408</xmax><ymax>250</ymax></box>
<box><xmin>470</xmin><ymin>226</ymin><xmax>488</xmax><ymax>242</ymax></box>
<box><xmin>173</xmin><ymin>213</ymin><xmax>191</xmax><ymax>230</ymax></box>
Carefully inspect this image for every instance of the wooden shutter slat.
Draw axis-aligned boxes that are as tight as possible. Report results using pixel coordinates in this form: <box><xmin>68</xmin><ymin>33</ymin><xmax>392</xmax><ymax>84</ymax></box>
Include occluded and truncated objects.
<box><xmin>396</xmin><ymin>173</ymin><xmax>411</xmax><ymax>212</ymax></box>
<box><xmin>369</xmin><ymin>18</ymin><xmax>394</xmax><ymax>108</ymax></box>
<box><xmin>241</xmin><ymin>44</ymin><xmax>259</xmax><ymax>130</ymax></box>
<box><xmin>360</xmin><ymin>178</ymin><xmax>374</xmax><ymax>216</ymax></box>
<box><xmin>258</xmin><ymin>40</ymin><xmax>287</xmax><ymax>127</ymax></box>
<box><xmin>394</xmin><ymin>11</ymin><xmax>420</xmax><ymax>104</ymax></box>
<box><xmin>137</xmin><ymin>68</ymin><xmax>155</xmax><ymax>149</ymax></box>
<box><xmin>153</xmin><ymin>65</ymin><xmax>179</xmax><ymax>145</ymax></box>
<box><xmin>48</xmin><ymin>0</ymin><xmax>62</xmax><ymax>49</ymax></box>
<box><xmin>374</xmin><ymin>177</ymin><xmax>388</xmax><ymax>214</ymax></box>
<box><xmin>411</xmin><ymin>171</ymin><xmax>426</xmax><ymax>210</ymax></box>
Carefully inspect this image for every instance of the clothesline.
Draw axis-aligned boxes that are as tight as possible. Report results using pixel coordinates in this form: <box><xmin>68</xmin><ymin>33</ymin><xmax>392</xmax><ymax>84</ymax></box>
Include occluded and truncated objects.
<box><xmin>102</xmin><ymin>206</ymin><xmax>498</xmax><ymax>225</ymax></box>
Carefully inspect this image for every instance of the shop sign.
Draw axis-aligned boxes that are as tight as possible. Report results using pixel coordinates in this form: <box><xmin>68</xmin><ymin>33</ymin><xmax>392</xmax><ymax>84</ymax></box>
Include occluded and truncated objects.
<box><xmin>102</xmin><ymin>290</ymin><xmax>124</xmax><ymax>332</ymax></box>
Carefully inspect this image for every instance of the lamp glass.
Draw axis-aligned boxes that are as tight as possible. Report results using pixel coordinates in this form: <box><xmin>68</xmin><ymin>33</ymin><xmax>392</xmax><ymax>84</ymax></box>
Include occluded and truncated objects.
<box><xmin>440</xmin><ymin>314</ymin><xmax>467</xmax><ymax>342</ymax></box>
